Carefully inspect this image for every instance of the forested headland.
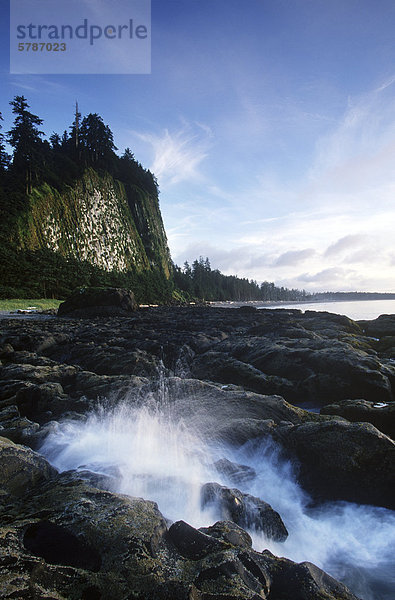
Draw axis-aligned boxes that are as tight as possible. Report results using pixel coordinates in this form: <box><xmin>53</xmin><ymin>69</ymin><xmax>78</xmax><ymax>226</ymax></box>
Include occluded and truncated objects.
<box><xmin>0</xmin><ymin>96</ymin><xmax>377</xmax><ymax>305</ymax></box>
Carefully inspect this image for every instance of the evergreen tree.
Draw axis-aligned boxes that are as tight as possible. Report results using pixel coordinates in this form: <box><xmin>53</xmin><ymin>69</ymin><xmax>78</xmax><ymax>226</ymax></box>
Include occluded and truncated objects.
<box><xmin>183</xmin><ymin>261</ymin><xmax>192</xmax><ymax>277</ymax></box>
<box><xmin>7</xmin><ymin>96</ymin><xmax>44</xmax><ymax>193</ymax></box>
<box><xmin>49</xmin><ymin>132</ymin><xmax>61</xmax><ymax>149</ymax></box>
<box><xmin>80</xmin><ymin>113</ymin><xmax>117</xmax><ymax>166</ymax></box>
<box><xmin>61</xmin><ymin>130</ymin><xmax>69</xmax><ymax>147</ymax></box>
<box><xmin>0</xmin><ymin>112</ymin><xmax>10</xmax><ymax>171</ymax></box>
<box><xmin>122</xmin><ymin>147</ymin><xmax>135</xmax><ymax>161</ymax></box>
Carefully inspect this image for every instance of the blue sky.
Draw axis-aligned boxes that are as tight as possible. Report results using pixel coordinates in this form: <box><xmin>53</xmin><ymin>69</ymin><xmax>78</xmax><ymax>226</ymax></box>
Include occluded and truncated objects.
<box><xmin>1</xmin><ymin>0</ymin><xmax>395</xmax><ymax>292</ymax></box>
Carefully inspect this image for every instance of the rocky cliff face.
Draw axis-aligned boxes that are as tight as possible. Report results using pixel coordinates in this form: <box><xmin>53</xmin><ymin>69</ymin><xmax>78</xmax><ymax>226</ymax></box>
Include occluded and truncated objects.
<box><xmin>14</xmin><ymin>168</ymin><xmax>172</xmax><ymax>277</ymax></box>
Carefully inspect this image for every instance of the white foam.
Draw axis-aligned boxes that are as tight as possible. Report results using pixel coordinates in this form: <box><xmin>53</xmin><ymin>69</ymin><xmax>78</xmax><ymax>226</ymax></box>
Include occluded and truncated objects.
<box><xmin>40</xmin><ymin>393</ymin><xmax>395</xmax><ymax>600</ymax></box>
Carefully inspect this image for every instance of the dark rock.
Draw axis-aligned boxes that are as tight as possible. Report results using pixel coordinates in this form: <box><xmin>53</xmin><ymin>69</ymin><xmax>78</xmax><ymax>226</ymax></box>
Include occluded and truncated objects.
<box><xmin>0</xmin><ymin>404</ymin><xmax>40</xmax><ymax>444</ymax></box>
<box><xmin>194</xmin><ymin>556</ymin><xmax>265</xmax><ymax>597</ymax></box>
<box><xmin>199</xmin><ymin>521</ymin><xmax>253</xmax><ymax>549</ymax></box>
<box><xmin>284</xmin><ymin>420</ymin><xmax>395</xmax><ymax>509</ymax></box>
<box><xmin>191</xmin><ymin>350</ymin><xmax>295</xmax><ymax>398</ymax></box>
<box><xmin>0</xmin><ymin>437</ymin><xmax>362</xmax><ymax>600</ymax></box>
<box><xmin>0</xmin><ymin>307</ymin><xmax>390</xmax><ymax>599</ymax></box>
<box><xmin>201</xmin><ymin>482</ymin><xmax>288</xmax><ymax>542</ymax></box>
<box><xmin>163</xmin><ymin>377</ymin><xmax>312</xmax><ymax>445</ymax></box>
<box><xmin>321</xmin><ymin>398</ymin><xmax>395</xmax><ymax>438</ymax></box>
<box><xmin>23</xmin><ymin>520</ymin><xmax>101</xmax><ymax>571</ymax></box>
<box><xmin>376</xmin><ymin>335</ymin><xmax>395</xmax><ymax>359</ymax></box>
<box><xmin>209</xmin><ymin>334</ymin><xmax>393</xmax><ymax>405</ymax></box>
<box><xmin>258</xmin><ymin>550</ymin><xmax>360</xmax><ymax>600</ymax></box>
<box><xmin>58</xmin><ymin>467</ymin><xmax>121</xmax><ymax>491</ymax></box>
<box><xmin>58</xmin><ymin>287</ymin><xmax>138</xmax><ymax>318</ymax></box>
<box><xmin>237</xmin><ymin>305</ymin><xmax>258</xmax><ymax>313</ymax></box>
<box><xmin>168</xmin><ymin>520</ymin><xmax>229</xmax><ymax>559</ymax></box>
<box><xmin>358</xmin><ymin>314</ymin><xmax>395</xmax><ymax>338</ymax></box>
<box><xmin>213</xmin><ymin>458</ymin><xmax>256</xmax><ymax>485</ymax></box>
<box><xmin>0</xmin><ymin>437</ymin><xmax>57</xmax><ymax>496</ymax></box>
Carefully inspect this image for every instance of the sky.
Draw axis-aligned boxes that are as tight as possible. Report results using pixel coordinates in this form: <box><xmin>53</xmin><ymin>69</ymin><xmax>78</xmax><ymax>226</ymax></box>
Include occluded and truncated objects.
<box><xmin>1</xmin><ymin>0</ymin><xmax>395</xmax><ymax>292</ymax></box>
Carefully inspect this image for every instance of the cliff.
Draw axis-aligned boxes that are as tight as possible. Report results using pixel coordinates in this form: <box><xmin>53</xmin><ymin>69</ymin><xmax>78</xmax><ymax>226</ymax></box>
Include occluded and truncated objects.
<box><xmin>13</xmin><ymin>168</ymin><xmax>172</xmax><ymax>278</ymax></box>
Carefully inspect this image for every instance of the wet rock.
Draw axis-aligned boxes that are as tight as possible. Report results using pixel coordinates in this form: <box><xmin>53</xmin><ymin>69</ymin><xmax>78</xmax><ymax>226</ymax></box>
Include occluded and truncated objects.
<box><xmin>168</xmin><ymin>520</ymin><xmax>229</xmax><ymax>559</ymax></box>
<box><xmin>0</xmin><ymin>404</ymin><xmax>40</xmax><ymax>444</ymax></box>
<box><xmin>191</xmin><ymin>350</ymin><xmax>295</xmax><ymax>398</ymax></box>
<box><xmin>23</xmin><ymin>520</ymin><xmax>101</xmax><ymax>571</ymax></box>
<box><xmin>284</xmin><ymin>420</ymin><xmax>395</xmax><ymax>509</ymax></box>
<box><xmin>164</xmin><ymin>377</ymin><xmax>312</xmax><ymax>445</ymax></box>
<box><xmin>58</xmin><ymin>287</ymin><xmax>138</xmax><ymax>318</ymax></box>
<box><xmin>321</xmin><ymin>398</ymin><xmax>395</xmax><ymax>438</ymax></box>
<box><xmin>193</xmin><ymin>555</ymin><xmax>266</xmax><ymax>597</ymax></box>
<box><xmin>201</xmin><ymin>482</ymin><xmax>288</xmax><ymax>542</ymax></box>
<box><xmin>376</xmin><ymin>335</ymin><xmax>395</xmax><ymax>359</ymax></box>
<box><xmin>0</xmin><ymin>437</ymin><xmax>362</xmax><ymax>600</ymax></box>
<box><xmin>258</xmin><ymin>550</ymin><xmax>361</xmax><ymax>600</ymax></box>
<box><xmin>209</xmin><ymin>334</ymin><xmax>393</xmax><ymax>405</ymax></box>
<box><xmin>0</xmin><ymin>437</ymin><xmax>57</xmax><ymax>496</ymax></box>
<box><xmin>213</xmin><ymin>458</ymin><xmax>256</xmax><ymax>485</ymax></box>
<box><xmin>358</xmin><ymin>314</ymin><xmax>395</xmax><ymax>338</ymax></box>
<box><xmin>199</xmin><ymin>521</ymin><xmax>253</xmax><ymax>549</ymax></box>
<box><xmin>0</xmin><ymin>308</ymin><xmax>390</xmax><ymax>599</ymax></box>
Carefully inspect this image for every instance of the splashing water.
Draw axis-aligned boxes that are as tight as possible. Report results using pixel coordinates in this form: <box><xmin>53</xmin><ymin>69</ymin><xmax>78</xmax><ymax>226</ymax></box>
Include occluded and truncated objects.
<box><xmin>40</xmin><ymin>392</ymin><xmax>395</xmax><ymax>600</ymax></box>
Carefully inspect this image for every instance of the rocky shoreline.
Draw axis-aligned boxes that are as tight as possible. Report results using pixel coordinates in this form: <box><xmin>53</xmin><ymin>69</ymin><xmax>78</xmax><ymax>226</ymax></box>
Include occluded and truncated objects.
<box><xmin>1</xmin><ymin>306</ymin><xmax>394</xmax><ymax>599</ymax></box>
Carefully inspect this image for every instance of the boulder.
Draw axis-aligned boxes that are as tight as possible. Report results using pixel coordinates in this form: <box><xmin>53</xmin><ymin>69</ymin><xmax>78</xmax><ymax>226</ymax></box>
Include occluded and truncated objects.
<box><xmin>321</xmin><ymin>398</ymin><xmax>395</xmax><ymax>439</ymax></box>
<box><xmin>213</xmin><ymin>457</ymin><xmax>257</xmax><ymax>485</ymax></box>
<box><xmin>0</xmin><ymin>436</ymin><xmax>57</xmax><ymax>496</ymax></box>
<box><xmin>0</xmin><ymin>404</ymin><xmax>40</xmax><ymax>444</ymax></box>
<box><xmin>283</xmin><ymin>420</ymin><xmax>395</xmax><ymax>509</ymax></box>
<box><xmin>201</xmin><ymin>482</ymin><xmax>288</xmax><ymax>542</ymax></box>
<box><xmin>199</xmin><ymin>520</ymin><xmax>253</xmax><ymax>549</ymax></box>
<box><xmin>167</xmin><ymin>520</ymin><xmax>229</xmax><ymax>559</ymax></box>
<box><xmin>57</xmin><ymin>287</ymin><xmax>138</xmax><ymax>317</ymax></box>
<box><xmin>258</xmin><ymin>550</ymin><xmax>361</xmax><ymax>600</ymax></box>
<box><xmin>358</xmin><ymin>314</ymin><xmax>395</xmax><ymax>338</ymax></box>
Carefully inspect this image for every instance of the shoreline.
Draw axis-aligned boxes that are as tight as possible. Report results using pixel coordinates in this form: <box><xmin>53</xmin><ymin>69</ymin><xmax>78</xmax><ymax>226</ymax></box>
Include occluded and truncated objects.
<box><xmin>0</xmin><ymin>305</ymin><xmax>394</xmax><ymax>599</ymax></box>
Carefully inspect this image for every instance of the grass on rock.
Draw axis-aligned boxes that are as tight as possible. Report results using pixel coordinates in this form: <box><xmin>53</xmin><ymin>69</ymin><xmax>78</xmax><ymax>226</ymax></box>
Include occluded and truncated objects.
<box><xmin>0</xmin><ymin>298</ymin><xmax>61</xmax><ymax>311</ymax></box>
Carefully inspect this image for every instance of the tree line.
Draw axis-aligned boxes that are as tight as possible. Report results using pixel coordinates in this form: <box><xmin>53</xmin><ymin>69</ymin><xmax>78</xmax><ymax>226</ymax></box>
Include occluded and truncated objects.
<box><xmin>173</xmin><ymin>256</ymin><xmax>308</xmax><ymax>302</ymax></box>
<box><xmin>0</xmin><ymin>96</ymin><xmax>157</xmax><ymax>196</ymax></box>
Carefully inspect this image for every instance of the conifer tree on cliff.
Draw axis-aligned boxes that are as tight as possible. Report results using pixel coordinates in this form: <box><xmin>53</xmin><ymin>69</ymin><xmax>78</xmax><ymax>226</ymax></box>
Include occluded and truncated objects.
<box><xmin>79</xmin><ymin>113</ymin><xmax>116</xmax><ymax>168</ymax></box>
<box><xmin>7</xmin><ymin>96</ymin><xmax>44</xmax><ymax>194</ymax></box>
<box><xmin>0</xmin><ymin>112</ymin><xmax>10</xmax><ymax>172</ymax></box>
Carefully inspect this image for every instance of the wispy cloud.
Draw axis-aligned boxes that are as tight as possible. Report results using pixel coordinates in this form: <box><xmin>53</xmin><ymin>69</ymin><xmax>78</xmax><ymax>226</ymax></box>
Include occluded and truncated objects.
<box><xmin>135</xmin><ymin>122</ymin><xmax>211</xmax><ymax>186</ymax></box>
<box><xmin>308</xmin><ymin>74</ymin><xmax>395</xmax><ymax>201</ymax></box>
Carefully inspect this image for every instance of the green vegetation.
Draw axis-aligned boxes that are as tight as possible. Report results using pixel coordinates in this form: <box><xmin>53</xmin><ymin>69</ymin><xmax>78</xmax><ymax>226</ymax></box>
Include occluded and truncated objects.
<box><xmin>0</xmin><ymin>96</ymin><xmax>172</xmax><ymax>303</ymax></box>
<box><xmin>0</xmin><ymin>96</ymin><xmax>314</xmax><ymax>305</ymax></box>
<box><xmin>173</xmin><ymin>256</ymin><xmax>308</xmax><ymax>302</ymax></box>
<box><xmin>0</xmin><ymin>298</ymin><xmax>61</xmax><ymax>311</ymax></box>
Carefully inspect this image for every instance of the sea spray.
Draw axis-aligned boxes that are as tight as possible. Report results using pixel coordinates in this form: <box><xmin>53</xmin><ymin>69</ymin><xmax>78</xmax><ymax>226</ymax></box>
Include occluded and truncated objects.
<box><xmin>40</xmin><ymin>399</ymin><xmax>224</xmax><ymax>527</ymax></box>
<box><xmin>231</xmin><ymin>439</ymin><xmax>395</xmax><ymax>600</ymax></box>
<box><xmin>40</xmin><ymin>387</ymin><xmax>395</xmax><ymax>600</ymax></box>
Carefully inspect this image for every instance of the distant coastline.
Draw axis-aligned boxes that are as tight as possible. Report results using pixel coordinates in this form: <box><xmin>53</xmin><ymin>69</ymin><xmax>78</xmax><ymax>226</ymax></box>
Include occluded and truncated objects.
<box><xmin>210</xmin><ymin>297</ymin><xmax>395</xmax><ymax>322</ymax></box>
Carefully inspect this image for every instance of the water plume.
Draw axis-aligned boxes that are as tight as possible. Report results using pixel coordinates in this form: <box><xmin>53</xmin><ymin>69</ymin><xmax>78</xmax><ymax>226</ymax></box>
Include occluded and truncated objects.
<box><xmin>40</xmin><ymin>382</ymin><xmax>395</xmax><ymax>600</ymax></box>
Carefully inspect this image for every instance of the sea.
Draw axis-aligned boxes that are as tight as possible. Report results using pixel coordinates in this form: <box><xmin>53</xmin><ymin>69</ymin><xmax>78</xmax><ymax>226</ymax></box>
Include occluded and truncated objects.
<box><xmin>212</xmin><ymin>299</ymin><xmax>395</xmax><ymax>321</ymax></box>
<box><xmin>264</xmin><ymin>299</ymin><xmax>395</xmax><ymax>320</ymax></box>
